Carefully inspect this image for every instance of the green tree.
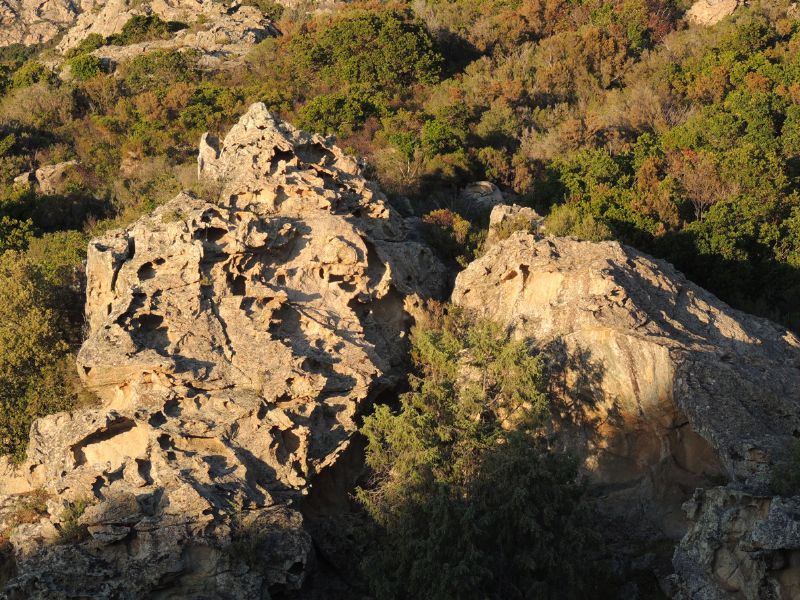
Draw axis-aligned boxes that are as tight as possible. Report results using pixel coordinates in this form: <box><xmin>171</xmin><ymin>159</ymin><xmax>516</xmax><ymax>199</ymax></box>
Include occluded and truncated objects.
<box><xmin>68</xmin><ymin>54</ymin><xmax>104</xmax><ymax>81</ymax></box>
<box><xmin>358</xmin><ymin>311</ymin><xmax>609</xmax><ymax>599</ymax></box>
<box><xmin>292</xmin><ymin>10</ymin><xmax>443</xmax><ymax>92</ymax></box>
<box><xmin>0</xmin><ymin>252</ymin><xmax>75</xmax><ymax>460</ymax></box>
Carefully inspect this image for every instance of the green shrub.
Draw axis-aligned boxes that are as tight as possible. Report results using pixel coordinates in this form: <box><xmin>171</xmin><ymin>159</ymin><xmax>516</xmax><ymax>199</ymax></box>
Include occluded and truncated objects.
<box><xmin>64</xmin><ymin>34</ymin><xmax>105</xmax><ymax>59</ymax></box>
<box><xmin>421</xmin><ymin>118</ymin><xmax>464</xmax><ymax>156</ymax></box>
<box><xmin>545</xmin><ymin>204</ymin><xmax>614</xmax><ymax>242</ymax></box>
<box><xmin>240</xmin><ymin>0</ymin><xmax>284</xmax><ymax>21</ymax></box>
<box><xmin>120</xmin><ymin>50</ymin><xmax>198</xmax><ymax>94</ymax></box>
<box><xmin>107</xmin><ymin>15</ymin><xmax>187</xmax><ymax>46</ymax></box>
<box><xmin>292</xmin><ymin>10</ymin><xmax>443</xmax><ymax>92</ymax></box>
<box><xmin>68</xmin><ymin>54</ymin><xmax>104</xmax><ymax>81</ymax></box>
<box><xmin>0</xmin><ymin>216</ymin><xmax>33</xmax><ymax>253</ymax></box>
<box><xmin>58</xmin><ymin>498</ymin><xmax>91</xmax><ymax>543</ymax></box>
<box><xmin>11</xmin><ymin>61</ymin><xmax>54</xmax><ymax>89</ymax></box>
<box><xmin>297</xmin><ymin>90</ymin><xmax>383</xmax><ymax>136</ymax></box>
<box><xmin>357</xmin><ymin>310</ymin><xmax>610</xmax><ymax>599</ymax></box>
<box><xmin>0</xmin><ymin>252</ymin><xmax>77</xmax><ymax>461</ymax></box>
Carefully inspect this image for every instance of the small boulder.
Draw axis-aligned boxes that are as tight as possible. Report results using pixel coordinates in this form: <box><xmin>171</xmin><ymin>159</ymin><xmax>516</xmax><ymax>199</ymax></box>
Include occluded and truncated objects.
<box><xmin>460</xmin><ymin>181</ymin><xmax>504</xmax><ymax>211</ymax></box>
<box><xmin>686</xmin><ymin>0</ymin><xmax>739</xmax><ymax>26</ymax></box>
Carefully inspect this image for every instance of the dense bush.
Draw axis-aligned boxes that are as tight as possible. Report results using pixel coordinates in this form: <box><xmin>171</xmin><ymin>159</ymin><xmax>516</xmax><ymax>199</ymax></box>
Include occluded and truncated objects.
<box><xmin>107</xmin><ymin>15</ymin><xmax>187</xmax><ymax>46</ymax></box>
<box><xmin>290</xmin><ymin>10</ymin><xmax>443</xmax><ymax>92</ymax></box>
<box><xmin>358</xmin><ymin>310</ymin><xmax>610</xmax><ymax>599</ymax></box>
<box><xmin>0</xmin><ymin>252</ymin><xmax>76</xmax><ymax>460</ymax></box>
<box><xmin>68</xmin><ymin>54</ymin><xmax>104</xmax><ymax>81</ymax></box>
<box><xmin>240</xmin><ymin>0</ymin><xmax>285</xmax><ymax>21</ymax></box>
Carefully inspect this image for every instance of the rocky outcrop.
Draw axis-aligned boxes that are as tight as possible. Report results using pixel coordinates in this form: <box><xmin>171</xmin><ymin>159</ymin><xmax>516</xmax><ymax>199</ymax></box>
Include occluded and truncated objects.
<box><xmin>13</xmin><ymin>161</ymin><xmax>78</xmax><ymax>194</ymax></box>
<box><xmin>686</xmin><ymin>0</ymin><xmax>739</xmax><ymax>26</ymax></box>
<box><xmin>452</xmin><ymin>234</ymin><xmax>800</xmax><ymax>545</ymax></box>
<box><xmin>0</xmin><ymin>0</ymin><xmax>80</xmax><ymax>47</ymax></box>
<box><xmin>0</xmin><ymin>103</ymin><xmax>444</xmax><ymax>598</ymax></box>
<box><xmin>1</xmin><ymin>0</ymin><xmax>277</xmax><ymax>64</ymax></box>
<box><xmin>57</xmin><ymin>0</ymin><xmax>222</xmax><ymax>51</ymax></box>
<box><xmin>87</xmin><ymin>6</ymin><xmax>278</xmax><ymax>70</ymax></box>
<box><xmin>57</xmin><ymin>0</ymin><xmax>278</xmax><ymax>69</ymax></box>
<box><xmin>459</xmin><ymin>181</ymin><xmax>505</xmax><ymax>212</ymax></box>
<box><xmin>668</xmin><ymin>488</ymin><xmax>800</xmax><ymax>599</ymax></box>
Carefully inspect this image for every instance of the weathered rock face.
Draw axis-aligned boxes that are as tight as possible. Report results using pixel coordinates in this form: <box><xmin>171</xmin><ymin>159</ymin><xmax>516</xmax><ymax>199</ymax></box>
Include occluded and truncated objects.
<box><xmin>686</xmin><ymin>0</ymin><xmax>739</xmax><ymax>26</ymax></box>
<box><xmin>452</xmin><ymin>233</ymin><xmax>800</xmax><ymax>543</ymax></box>
<box><xmin>668</xmin><ymin>488</ymin><xmax>800</xmax><ymax>599</ymax></box>
<box><xmin>0</xmin><ymin>103</ymin><xmax>444</xmax><ymax>598</ymax></box>
<box><xmin>57</xmin><ymin>0</ymin><xmax>222</xmax><ymax>52</ymax></box>
<box><xmin>58</xmin><ymin>0</ymin><xmax>278</xmax><ymax>69</ymax></box>
<box><xmin>1</xmin><ymin>0</ymin><xmax>278</xmax><ymax>64</ymax></box>
<box><xmin>0</xmin><ymin>0</ymin><xmax>81</xmax><ymax>47</ymax></box>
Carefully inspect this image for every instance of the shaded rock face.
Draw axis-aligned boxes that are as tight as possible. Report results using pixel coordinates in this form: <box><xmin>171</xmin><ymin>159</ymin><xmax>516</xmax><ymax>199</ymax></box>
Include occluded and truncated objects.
<box><xmin>668</xmin><ymin>488</ymin><xmax>800</xmax><ymax>599</ymax></box>
<box><xmin>452</xmin><ymin>233</ymin><xmax>800</xmax><ymax>543</ymax></box>
<box><xmin>0</xmin><ymin>103</ymin><xmax>444</xmax><ymax>599</ymax></box>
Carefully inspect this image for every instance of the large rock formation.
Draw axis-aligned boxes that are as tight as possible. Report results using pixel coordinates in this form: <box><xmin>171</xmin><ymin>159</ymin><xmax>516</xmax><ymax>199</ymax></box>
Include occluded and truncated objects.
<box><xmin>0</xmin><ymin>0</ymin><xmax>80</xmax><ymax>47</ymax></box>
<box><xmin>0</xmin><ymin>103</ymin><xmax>444</xmax><ymax>598</ymax></box>
<box><xmin>0</xmin><ymin>0</ymin><xmax>278</xmax><ymax>66</ymax></box>
<box><xmin>452</xmin><ymin>233</ymin><xmax>800</xmax><ymax>548</ymax></box>
<box><xmin>58</xmin><ymin>0</ymin><xmax>278</xmax><ymax>69</ymax></box>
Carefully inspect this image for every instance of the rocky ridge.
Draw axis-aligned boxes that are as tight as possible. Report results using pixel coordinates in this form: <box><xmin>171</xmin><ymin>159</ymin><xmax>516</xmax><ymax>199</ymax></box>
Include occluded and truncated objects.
<box><xmin>61</xmin><ymin>0</ymin><xmax>279</xmax><ymax>70</ymax></box>
<box><xmin>0</xmin><ymin>0</ymin><xmax>279</xmax><ymax>68</ymax></box>
<box><xmin>0</xmin><ymin>103</ymin><xmax>444</xmax><ymax>599</ymax></box>
<box><xmin>0</xmin><ymin>0</ymin><xmax>80</xmax><ymax>47</ymax></box>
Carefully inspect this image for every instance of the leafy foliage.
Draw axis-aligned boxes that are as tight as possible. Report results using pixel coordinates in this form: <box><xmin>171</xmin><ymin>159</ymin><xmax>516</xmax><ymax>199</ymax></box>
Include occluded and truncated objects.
<box><xmin>290</xmin><ymin>10</ymin><xmax>443</xmax><ymax>92</ymax></box>
<box><xmin>0</xmin><ymin>252</ymin><xmax>75</xmax><ymax>460</ymax></box>
<box><xmin>68</xmin><ymin>54</ymin><xmax>104</xmax><ymax>81</ymax></box>
<box><xmin>107</xmin><ymin>15</ymin><xmax>187</xmax><ymax>46</ymax></box>
<box><xmin>358</xmin><ymin>310</ymin><xmax>610</xmax><ymax>599</ymax></box>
